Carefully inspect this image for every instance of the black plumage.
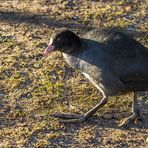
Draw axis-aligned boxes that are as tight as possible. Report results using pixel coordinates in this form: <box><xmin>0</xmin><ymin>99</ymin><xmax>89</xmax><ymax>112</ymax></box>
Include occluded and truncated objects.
<box><xmin>44</xmin><ymin>29</ymin><xmax>148</xmax><ymax>126</ymax></box>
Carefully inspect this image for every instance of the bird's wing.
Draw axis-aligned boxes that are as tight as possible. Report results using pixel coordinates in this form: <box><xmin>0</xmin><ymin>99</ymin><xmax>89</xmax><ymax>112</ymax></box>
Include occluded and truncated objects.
<box><xmin>83</xmin><ymin>29</ymin><xmax>148</xmax><ymax>59</ymax></box>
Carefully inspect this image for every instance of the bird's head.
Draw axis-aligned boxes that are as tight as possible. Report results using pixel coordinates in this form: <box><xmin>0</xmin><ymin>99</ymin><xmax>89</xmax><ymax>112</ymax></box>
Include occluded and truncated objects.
<box><xmin>44</xmin><ymin>30</ymin><xmax>81</xmax><ymax>55</ymax></box>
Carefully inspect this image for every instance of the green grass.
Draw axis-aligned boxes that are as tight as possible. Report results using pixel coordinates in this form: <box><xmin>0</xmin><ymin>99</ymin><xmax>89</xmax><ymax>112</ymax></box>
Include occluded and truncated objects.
<box><xmin>0</xmin><ymin>0</ymin><xmax>148</xmax><ymax>147</ymax></box>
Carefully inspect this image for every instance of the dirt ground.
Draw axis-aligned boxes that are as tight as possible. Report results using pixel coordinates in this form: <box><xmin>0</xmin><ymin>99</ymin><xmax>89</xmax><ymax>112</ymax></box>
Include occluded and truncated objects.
<box><xmin>0</xmin><ymin>0</ymin><xmax>148</xmax><ymax>147</ymax></box>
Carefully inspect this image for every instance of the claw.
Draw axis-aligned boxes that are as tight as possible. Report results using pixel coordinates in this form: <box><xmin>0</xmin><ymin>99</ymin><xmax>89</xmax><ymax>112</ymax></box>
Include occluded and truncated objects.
<box><xmin>118</xmin><ymin>113</ymin><xmax>142</xmax><ymax>127</ymax></box>
<box><xmin>60</xmin><ymin>117</ymin><xmax>86</xmax><ymax>123</ymax></box>
<box><xmin>134</xmin><ymin>116</ymin><xmax>143</xmax><ymax>126</ymax></box>
<box><xmin>49</xmin><ymin>113</ymin><xmax>87</xmax><ymax>123</ymax></box>
<box><xmin>49</xmin><ymin>113</ymin><xmax>82</xmax><ymax>119</ymax></box>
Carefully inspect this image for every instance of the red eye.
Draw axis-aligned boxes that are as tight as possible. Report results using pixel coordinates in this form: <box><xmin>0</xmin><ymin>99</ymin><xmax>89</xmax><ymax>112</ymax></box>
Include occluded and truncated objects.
<box><xmin>57</xmin><ymin>38</ymin><xmax>60</xmax><ymax>41</ymax></box>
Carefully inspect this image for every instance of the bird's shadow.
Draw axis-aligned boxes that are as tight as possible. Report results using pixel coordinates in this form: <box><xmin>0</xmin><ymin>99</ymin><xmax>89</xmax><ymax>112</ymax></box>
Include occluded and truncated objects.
<box><xmin>0</xmin><ymin>10</ymin><xmax>148</xmax><ymax>37</ymax></box>
<box><xmin>0</xmin><ymin>11</ymin><xmax>93</xmax><ymax>31</ymax></box>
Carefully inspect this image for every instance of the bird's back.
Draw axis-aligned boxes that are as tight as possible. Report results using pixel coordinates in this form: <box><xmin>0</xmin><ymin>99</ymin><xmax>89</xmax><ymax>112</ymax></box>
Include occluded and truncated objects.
<box><xmin>83</xmin><ymin>29</ymin><xmax>148</xmax><ymax>60</ymax></box>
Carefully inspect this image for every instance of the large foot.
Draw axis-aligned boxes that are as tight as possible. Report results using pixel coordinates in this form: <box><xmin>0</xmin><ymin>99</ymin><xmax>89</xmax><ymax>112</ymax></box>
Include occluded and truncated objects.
<box><xmin>50</xmin><ymin>113</ymin><xmax>87</xmax><ymax>123</ymax></box>
<box><xmin>119</xmin><ymin>113</ymin><xmax>142</xmax><ymax>127</ymax></box>
<box><xmin>50</xmin><ymin>113</ymin><xmax>82</xmax><ymax>119</ymax></box>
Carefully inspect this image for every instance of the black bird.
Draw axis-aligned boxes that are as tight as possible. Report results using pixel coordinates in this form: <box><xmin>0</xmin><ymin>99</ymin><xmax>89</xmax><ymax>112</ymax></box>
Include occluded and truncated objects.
<box><xmin>44</xmin><ymin>29</ymin><xmax>148</xmax><ymax>126</ymax></box>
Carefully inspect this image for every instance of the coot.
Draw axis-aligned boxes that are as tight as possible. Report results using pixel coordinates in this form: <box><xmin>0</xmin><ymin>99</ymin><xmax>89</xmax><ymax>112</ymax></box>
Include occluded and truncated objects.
<box><xmin>44</xmin><ymin>29</ymin><xmax>148</xmax><ymax>126</ymax></box>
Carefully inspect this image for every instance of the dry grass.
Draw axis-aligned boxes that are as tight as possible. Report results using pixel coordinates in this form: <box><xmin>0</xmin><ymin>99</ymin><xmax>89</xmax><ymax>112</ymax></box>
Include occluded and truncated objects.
<box><xmin>0</xmin><ymin>0</ymin><xmax>148</xmax><ymax>147</ymax></box>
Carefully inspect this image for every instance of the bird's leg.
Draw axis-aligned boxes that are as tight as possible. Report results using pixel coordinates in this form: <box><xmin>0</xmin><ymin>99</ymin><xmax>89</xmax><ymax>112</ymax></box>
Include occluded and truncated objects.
<box><xmin>50</xmin><ymin>97</ymin><xmax>108</xmax><ymax>123</ymax></box>
<box><xmin>120</xmin><ymin>92</ymin><xmax>142</xmax><ymax>126</ymax></box>
<box><xmin>83</xmin><ymin>97</ymin><xmax>108</xmax><ymax>119</ymax></box>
